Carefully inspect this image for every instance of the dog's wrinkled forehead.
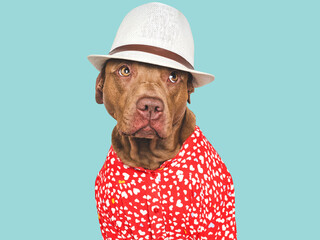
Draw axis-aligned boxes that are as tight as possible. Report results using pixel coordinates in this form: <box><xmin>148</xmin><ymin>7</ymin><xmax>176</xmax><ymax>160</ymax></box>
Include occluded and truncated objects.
<box><xmin>103</xmin><ymin>59</ymin><xmax>188</xmax><ymax>75</ymax></box>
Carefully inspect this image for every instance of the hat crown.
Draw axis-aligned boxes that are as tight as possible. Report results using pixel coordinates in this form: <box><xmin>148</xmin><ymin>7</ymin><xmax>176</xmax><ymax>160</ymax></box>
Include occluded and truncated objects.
<box><xmin>111</xmin><ymin>2</ymin><xmax>194</xmax><ymax>67</ymax></box>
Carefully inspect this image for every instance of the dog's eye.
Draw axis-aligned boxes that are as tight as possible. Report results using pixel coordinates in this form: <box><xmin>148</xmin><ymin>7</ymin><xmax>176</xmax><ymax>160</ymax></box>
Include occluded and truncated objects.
<box><xmin>118</xmin><ymin>65</ymin><xmax>130</xmax><ymax>77</ymax></box>
<box><xmin>168</xmin><ymin>72</ymin><xmax>179</xmax><ymax>83</ymax></box>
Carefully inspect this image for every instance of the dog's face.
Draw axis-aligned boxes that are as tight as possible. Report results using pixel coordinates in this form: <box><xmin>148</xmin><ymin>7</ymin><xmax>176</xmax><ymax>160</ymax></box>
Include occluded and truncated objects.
<box><xmin>96</xmin><ymin>59</ymin><xmax>194</xmax><ymax>139</ymax></box>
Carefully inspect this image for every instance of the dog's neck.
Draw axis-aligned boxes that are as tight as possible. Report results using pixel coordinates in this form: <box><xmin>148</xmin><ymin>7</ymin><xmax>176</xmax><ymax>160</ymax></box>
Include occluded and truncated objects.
<box><xmin>111</xmin><ymin>108</ymin><xmax>196</xmax><ymax>170</ymax></box>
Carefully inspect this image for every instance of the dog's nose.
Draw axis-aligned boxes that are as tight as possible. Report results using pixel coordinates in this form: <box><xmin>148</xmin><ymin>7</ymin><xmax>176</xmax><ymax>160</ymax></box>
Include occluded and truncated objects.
<box><xmin>136</xmin><ymin>97</ymin><xmax>164</xmax><ymax>120</ymax></box>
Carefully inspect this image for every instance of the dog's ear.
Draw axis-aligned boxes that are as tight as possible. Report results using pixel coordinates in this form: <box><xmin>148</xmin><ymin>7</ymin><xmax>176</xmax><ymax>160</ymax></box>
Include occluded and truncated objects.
<box><xmin>95</xmin><ymin>72</ymin><xmax>104</xmax><ymax>104</ymax></box>
<box><xmin>95</xmin><ymin>62</ymin><xmax>108</xmax><ymax>104</ymax></box>
<box><xmin>187</xmin><ymin>74</ymin><xmax>194</xmax><ymax>104</ymax></box>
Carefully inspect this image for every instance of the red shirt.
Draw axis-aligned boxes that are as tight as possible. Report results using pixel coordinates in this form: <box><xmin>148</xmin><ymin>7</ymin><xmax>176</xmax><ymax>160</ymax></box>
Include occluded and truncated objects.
<box><xmin>95</xmin><ymin>126</ymin><xmax>237</xmax><ymax>239</ymax></box>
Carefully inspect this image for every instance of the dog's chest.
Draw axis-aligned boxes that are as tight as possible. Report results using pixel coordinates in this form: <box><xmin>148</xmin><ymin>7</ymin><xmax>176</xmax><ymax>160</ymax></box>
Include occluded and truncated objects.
<box><xmin>95</xmin><ymin>127</ymin><xmax>234</xmax><ymax>239</ymax></box>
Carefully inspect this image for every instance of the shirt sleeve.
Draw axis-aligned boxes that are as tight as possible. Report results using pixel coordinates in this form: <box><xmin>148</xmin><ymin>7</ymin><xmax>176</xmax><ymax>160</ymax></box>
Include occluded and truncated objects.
<box><xmin>98</xmin><ymin>211</ymin><xmax>127</xmax><ymax>240</ymax></box>
<box><xmin>215</xmin><ymin>168</ymin><xmax>237</xmax><ymax>240</ymax></box>
<box><xmin>95</xmin><ymin>174</ymin><xmax>127</xmax><ymax>240</ymax></box>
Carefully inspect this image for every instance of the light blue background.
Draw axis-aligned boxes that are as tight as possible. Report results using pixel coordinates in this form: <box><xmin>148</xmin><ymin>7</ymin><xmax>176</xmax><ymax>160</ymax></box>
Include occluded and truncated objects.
<box><xmin>1</xmin><ymin>0</ymin><xmax>319</xmax><ymax>239</ymax></box>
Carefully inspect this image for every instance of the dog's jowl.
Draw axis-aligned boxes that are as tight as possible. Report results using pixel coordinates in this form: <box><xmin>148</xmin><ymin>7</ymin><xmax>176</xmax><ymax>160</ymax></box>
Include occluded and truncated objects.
<box><xmin>88</xmin><ymin>2</ymin><xmax>237</xmax><ymax>240</ymax></box>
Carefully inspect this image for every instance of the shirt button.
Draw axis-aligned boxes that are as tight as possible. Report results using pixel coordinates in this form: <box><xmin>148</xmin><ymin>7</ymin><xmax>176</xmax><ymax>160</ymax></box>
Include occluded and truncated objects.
<box><xmin>151</xmin><ymin>171</ymin><xmax>157</xmax><ymax>178</ymax></box>
<box><xmin>153</xmin><ymin>207</ymin><xmax>160</xmax><ymax>213</ymax></box>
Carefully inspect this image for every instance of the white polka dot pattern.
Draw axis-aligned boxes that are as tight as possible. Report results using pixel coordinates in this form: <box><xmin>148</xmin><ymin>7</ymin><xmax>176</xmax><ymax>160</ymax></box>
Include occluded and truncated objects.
<box><xmin>95</xmin><ymin>126</ymin><xmax>237</xmax><ymax>239</ymax></box>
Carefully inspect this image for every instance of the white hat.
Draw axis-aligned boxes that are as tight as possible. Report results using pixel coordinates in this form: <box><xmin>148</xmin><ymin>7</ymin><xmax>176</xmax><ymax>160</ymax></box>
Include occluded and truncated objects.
<box><xmin>88</xmin><ymin>2</ymin><xmax>215</xmax><ymax>88</ymax></box>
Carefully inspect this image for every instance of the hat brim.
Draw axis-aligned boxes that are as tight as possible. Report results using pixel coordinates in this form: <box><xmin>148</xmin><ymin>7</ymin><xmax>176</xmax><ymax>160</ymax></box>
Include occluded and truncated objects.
<box><xmin>87</xmin><ymin>51</ymin><xmax>214</xmax><ymax>88</ymax></box>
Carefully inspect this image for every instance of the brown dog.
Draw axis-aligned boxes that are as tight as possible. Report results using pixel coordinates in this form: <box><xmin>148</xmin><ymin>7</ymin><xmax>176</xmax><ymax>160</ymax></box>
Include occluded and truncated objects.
<box><xmin>93</xmin><ymin>59</ymin><xmax>237</xmax><ymax>239</ymax></box>
<box><xmin>95</xmin><ymin>59</ymin><xmax>196</xmax><ymax>170</ymax></box>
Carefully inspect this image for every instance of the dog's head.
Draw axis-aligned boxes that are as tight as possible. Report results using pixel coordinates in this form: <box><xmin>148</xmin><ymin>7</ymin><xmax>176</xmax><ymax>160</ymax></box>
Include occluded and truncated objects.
<box><xmin>95</xmin><ymin>59</ymin><xmax>194</xmax><ymax>139</ymax></box>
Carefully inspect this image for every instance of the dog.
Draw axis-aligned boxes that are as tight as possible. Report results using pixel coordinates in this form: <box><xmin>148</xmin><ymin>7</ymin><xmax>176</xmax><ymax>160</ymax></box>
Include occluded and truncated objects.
<box><xmin>89</xmin><ymin>2</ymin><xmax>236</xmax><ymax>240</ymax></box>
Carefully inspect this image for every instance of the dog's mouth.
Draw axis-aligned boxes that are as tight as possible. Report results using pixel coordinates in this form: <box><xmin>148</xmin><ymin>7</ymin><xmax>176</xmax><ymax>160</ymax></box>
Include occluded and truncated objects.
<box><xmin>135</xmin><ymin>125</ymin><xmax>161</xmax><ymax>139</ymax></box>
<box><xmin>119</xmin><ymin>124</ymin><xmax>163</xmax><ymax>139</ymax></box>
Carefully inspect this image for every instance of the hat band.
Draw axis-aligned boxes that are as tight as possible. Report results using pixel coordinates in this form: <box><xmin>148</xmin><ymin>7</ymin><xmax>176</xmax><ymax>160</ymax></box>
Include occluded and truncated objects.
<box><xmin>109</xmin><ymin>44</ymin><xmax>194</xmax><ymax>70</ymax></box>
